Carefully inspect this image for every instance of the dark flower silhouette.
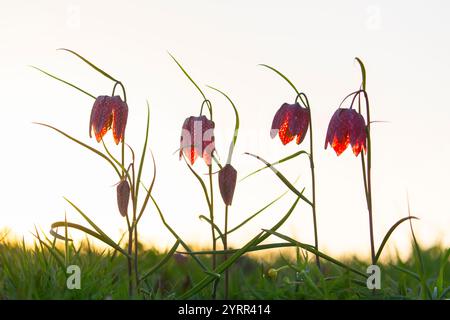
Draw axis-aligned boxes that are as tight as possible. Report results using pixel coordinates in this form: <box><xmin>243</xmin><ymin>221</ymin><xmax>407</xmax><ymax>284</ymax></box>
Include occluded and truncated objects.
<box><xmin>218</xmin><ymin>164</ymin><xmax>237</xmax><ymax>206</ymax></box>
<box><xmin>270</xmin><ymin>103</ymin><xmax>310</xmax><ymax>145</ymax></box>
<box><xmin>324</xmin><ymin>108</ymin><xmax>366</xmax><ymax>156</ymax></box>
<box><xmin>179</xmin><ymin>115</ymin><xmax>215</xmax><ymax>165</ymax></box>
<box><xmin>116</xmin><ymin>179</ymin><xmax>130</xmax><ymax>217</ymax></box>
<box><xmin>89</xmin><ymin>95</ymin><xmax>128</xmax><ymax>144</ymax></box>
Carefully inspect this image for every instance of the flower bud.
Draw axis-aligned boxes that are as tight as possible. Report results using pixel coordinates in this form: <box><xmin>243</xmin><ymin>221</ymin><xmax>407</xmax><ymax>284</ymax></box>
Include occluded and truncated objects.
<box><xmin>267</xmin><ymin>268</ymin><xmax>278</xmax><ymax>280</ymax></box>
<box><xmin>218</xmin><ymin>164</ymin><xmax>237</xmax><ymax>206</ymax></box>
<box><xmin>116</xmin><ymin>179</ymin><xmax>130</xmax><ymax>217</ymax></box>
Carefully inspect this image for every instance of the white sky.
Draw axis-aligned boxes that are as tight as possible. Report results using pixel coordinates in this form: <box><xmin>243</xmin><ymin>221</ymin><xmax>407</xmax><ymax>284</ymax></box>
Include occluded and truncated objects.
<box><xmin>0</xmin><ymin>0</ymin><xmax>449</xmax><ymax>260</ymax></box>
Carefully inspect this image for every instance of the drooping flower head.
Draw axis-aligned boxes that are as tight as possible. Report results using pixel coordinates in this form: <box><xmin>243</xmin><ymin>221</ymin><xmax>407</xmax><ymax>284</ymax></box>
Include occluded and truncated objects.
<box><xmin>89</xmin><ymin>95</ymin><xmax>128</xmax><ymax>144</ymax></box>
<box><xmin>270</xmin><ymin>103</ymin><xmax>310</xmax><ymax>145</ymax></box>
<box><xmin>324</xmin><ymin>108</ymin><xmax>367</xmax><ymax>156</ymax></box>
<box><xmin>218</xmin><ymin>164</ymin><xmax>237</xmax><ymax>206</ymax></box>
<box><xmin>179</xmin><ymin>115</ymin><xmax>215</xmax><ymax>165</ymax></box>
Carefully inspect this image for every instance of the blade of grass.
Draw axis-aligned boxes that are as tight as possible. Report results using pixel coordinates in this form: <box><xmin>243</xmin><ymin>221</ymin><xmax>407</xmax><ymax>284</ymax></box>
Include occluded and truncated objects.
<box><xmin>220</xmin><ymin>181</ymin><xmax>301</xmax><ymax>240</ymax></box>
<box><xmin>199</xmin><ymin>215</ymin><xmax>225</xmax><ymax>247</ymax></box>
<box><xmin>375</xmin><ymin>216</ymin><xmax>419</xmax><ymax>263</ymax></box>
<box><xmin>169</xmin><ymin>52</ymin><xmax>206</xmax><ymax>100</ymax></box>
<box><xmin>30</xmin><ymin>66</ymin><xmax>96</xmax><ymax>99</ymax></box>
<box><xmin>178</xmin><ymin>195</ymin><xmax>302</xmax><ymax>299</ymax></box>
<box><xmin>31</xmin><ymin>232</ymin><xmax>65</xmax><ymax>270</ymax></box>
<box><xmin>140</xmin><ymin>240</ymin><xmax>180</xmax><ymax>282</ymax></box>
<box><xmin>240</xmin><ymin>150</ymin><xmax>309</xmax><ymax>182</ymax></box>
<box><xmin>437</xmin><ymin>248</ymin><xmax>450</xmax><ymax>295</ymax></box>
<box><xmin>150</xmin><ymin>194</ymin><xmax>209</xmax><ymax>273</ymax></box>
<box><xmin>50</xmin><ymin>221</ymin><xmax>129</xmax><ymax>257</ymax></box>
<box><xmin>34</xmin><ymin>123</ymin><xmax>121</xmax><ymax>178</ymax></box>
<box><xmin>57</xmin><ymin>48</ymin><xmax>118</xmax><ymax>82</ymax></box>
<box><xmin>178</xmin><ymin>242</ymin><xmax>299</xmax><ymax>255</ymax></box>
<box><xmin>206</xmin><ymin>86</ymin><xmax>239</xmax><ymax>164</ymax></box>
<box><xmin>136</xmin><ymin>152</ymin><xmax>157</xmax><ymax>224</ymax></box>
<box><xmin>262</xmin><ymin>229</ymin><xmax>367</xmax><ymax>278</ymax></box>
<box><xmin>135</xmin><ymin>101</ymin><xmax>151</xmax><ymax>202</ymax></box>
<box><xmin>63</xmin><ymin>198</ymin><xmax>130</xmax><ymax>257</ymax></box>
<box><xmin>393</xmin><ymin>265</ymin><xmax>421</xmax><ymax>281</ymax></box>
<box><xmin>245</xmin><ymin>152</ymin><xmax>312</xmax><ymax>206</ymax></box>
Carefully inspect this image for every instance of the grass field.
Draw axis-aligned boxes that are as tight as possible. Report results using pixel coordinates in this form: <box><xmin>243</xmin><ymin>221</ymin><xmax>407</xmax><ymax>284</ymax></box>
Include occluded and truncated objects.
<box><xmin>0</xmin><ymin>234</ymin><xmax>448</xmax><ymax>300</ymax></box>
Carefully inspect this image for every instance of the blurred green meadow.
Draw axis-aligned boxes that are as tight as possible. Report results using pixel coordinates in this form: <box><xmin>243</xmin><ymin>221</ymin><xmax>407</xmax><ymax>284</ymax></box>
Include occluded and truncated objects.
<box><xmin>0</xmin><ymin>232</ymin><xmax>448</xmax><ymax>300</ymax></box>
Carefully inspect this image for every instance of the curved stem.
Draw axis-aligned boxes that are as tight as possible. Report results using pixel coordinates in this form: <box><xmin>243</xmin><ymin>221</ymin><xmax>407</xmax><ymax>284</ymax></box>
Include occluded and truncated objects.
<box><xmin>112</xmin><ymin>81</ymin><xmax>127</xmax><ymax>103</ymax></box>
<box><xmin>169</xmin><ymin>52</ymin><xmax>212</xmax><ymax>119</ymax></box>
<box><xmin>363</xmin><ymin>90</ymin><xmax>375</xmax><ymax>265</ymax></box>
<box><xmin>259</xmin><ymin>64</ymin><xmax>308</xmax><ymax>107</ymax></box>
<box><xmin>356</xmin><ymin>57</ymin><xmax>375</xmax><ymax>265</ymax></box>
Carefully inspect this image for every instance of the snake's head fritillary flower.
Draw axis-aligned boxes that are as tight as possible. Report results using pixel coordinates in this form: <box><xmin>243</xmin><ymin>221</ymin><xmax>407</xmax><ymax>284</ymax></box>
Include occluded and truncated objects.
<box><xmin>270</xmin><ymin>103</ymin><xmax>310</xmax><ymax>145</ymax></box>
<box><xmin>218</xmin><ymin>164</ymin><xmax>237</xmax><ymax>206</ymax></box>
<box><xmin>179</xmin><ymin>115</ymin><xmax>215</xmax><ymax>165</ymax></box>
<box><xmin>116</xmin><ymin>178</ymin><xmax>130</xmax><ymax>217</ymax></box>
<box><xmin>324</xmin><ymin>108</ymin><xmax>367</xmax><ymax>156</ymax></box>
<box><xmin>89</xmin><ymin>95</ymin><xmax>128</xmax><ymax>145</ymax></box>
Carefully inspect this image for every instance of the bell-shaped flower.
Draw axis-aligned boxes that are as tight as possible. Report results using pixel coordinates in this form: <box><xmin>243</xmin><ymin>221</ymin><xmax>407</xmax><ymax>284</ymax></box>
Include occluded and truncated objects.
<box><xmin>324</xmin><ymin>108</ymin><xmax>367</xmax><ymax>156</ymax></box>
<box><xmin>179</xmin><ymin>115</ymin><xmax>216</xmax><ymax>165</ymax></box>
<box><xmin>89</xmin><ymin>95</ymin><xmax>128</xmax><ymax>145</ymax></box>
<box><xmin>270</xmin><ymin>103</ymin><xmax>310</xmax><ymax>145</ymax></box>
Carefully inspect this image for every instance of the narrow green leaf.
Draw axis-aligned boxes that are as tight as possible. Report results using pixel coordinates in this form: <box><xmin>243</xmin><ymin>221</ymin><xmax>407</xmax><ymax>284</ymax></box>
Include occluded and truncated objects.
<box><xmin>34</xmin><ymin>122</ymin><xmax>121</xmax><ymax>178</ymax></box>
<box><xmin>240</xmin><ymin>150</ymin><xmax>309</xmax><ymax>182</ymax></box>
<box><xmin>50</xmin><ymin>221</ymin><xmax>129</xmax><ymax>257</ymax></box>
<box><xmin>219</xmin><ymin>184</ymin><xmax>294</xmax><ymax>240</ymax></box>
<box><xmin>30</xmin><ymin>65</ymin><xmax>96</xmax><ymax>99</ymax></box>
<box><xmin>178</xmin><ymin>195</ymin><xmax>302</xmax><ymax>299</ymax></box>
<box><xmin>136</xmin><ymin>152</ymin><xmax>157</xmax><ymax>224</ymax></box>
<box><xmin>31</xmin><ymin>233</ymin><xmax>65</xmax><ymax>269</ymax></box>
<box><xmin>150</xmin><ymin>194</ymin><xmax>209</xmax><ymax>273</ymax></box>
<box><xmin>259</xmin><ymin>64</ymin><xmax>299</xmax><ymax>95</ymax></box>
<box><xmin>140</xmin><ymin>240</ymin><xmax>180</xmax><ymax>282</ymax></box>
<box><xmin>440</xmin><ymin>286</ymin><xmax>450</xmax><ymax>299</ymax></box>
<box><xmin>375</xmin><ymin>216</ymin><xmax>419</xmax><ymax>263</ymax></box>
<box><xmin>393</xmin><ymin>265</ymin><xmax>421</xmax><ymax>281</ymax></box>
<box><xmin>199</xmin><ymin>215</ymin><xmax>225</xmax><ymax>247</ymax></box>
<box><xmin>168</xmin><ymin>52</ymin><xmax>206</xmax><ymax>100</ymax></box>
<box><xmin>58</xmin><ymin>48</ymin><xmax>118</xmax><ymax>82</ymax></box>
<box><xmin>207</xmin><ymin>86</ymin><xmax>240</xmax><ymax>164</ymax></box>
<box><xmin>178</xmin><ymin>242</ymin><xmax>298</xmax><ymax>255</ymax></box>
<box><xmin>263</xmin><ymin>229</ymin><xmax>367</xmax><ymax>278</ymax></box>
<box><xmin>355</xmin><ymin>57</ymin><xmax>366</xmax><ymax>90</ymax></box>
<box><xmin>135</xmin><ymin>101</ymin><xmax>151</xmax><ymax>202</ymax></box>
<box><xmin>63</xmin><ymin>198</ymin><xmax>130</xmax><ymax>257</ymax></box>
<box><xmin>245</xmin><ymin>152</ymin><xmax>312</xmax><ymax>206</ymax></box>
<box><xmin>437</xmin><ymin>248</ymin><xmax>450</xmax><ymax>294</ymax></box>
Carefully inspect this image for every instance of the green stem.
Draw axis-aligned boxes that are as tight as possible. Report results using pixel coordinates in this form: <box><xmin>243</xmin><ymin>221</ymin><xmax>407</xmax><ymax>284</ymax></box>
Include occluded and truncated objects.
<box><xmin>130</xmin><ymin>162</ymin><xmax>139</xmax><ymax>292</ymax></box>
<box><xmin>364</xmin><ymin>91</ymin><xmax>375</xmax><ymax>265</ymax></box>
<box><xmin>308</xmin><ymin>106</ymin><xmax>320</xmax><ymax>270</ymax></box>
<box><xmin>355</xmin><ymin>57</ymin><xmax>375</xmax><ymax>265</ymax></box>
<box><xmin>208</xmin><ymin>165</ymin><xmax>217</xmax><ymax>299</ymax></box>
<box><xmin>126</xmin><ymin>214</ymin><xmax>133</xmax><ymax>297</ymax></box>
<box><xmin>224</xmin><ymin>205</ymin><xmax>229</xmax><ymax>299</ymax></box>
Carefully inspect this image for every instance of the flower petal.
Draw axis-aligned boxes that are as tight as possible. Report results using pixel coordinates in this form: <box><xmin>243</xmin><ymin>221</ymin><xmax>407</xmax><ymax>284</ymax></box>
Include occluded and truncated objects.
<box><xmin>111</xmin><ymin>96</ymin><xmax>128</xmax><ymax>145</ymax></box>
<box><xmin>270</xmin><ymin>103</ymin><xmax>289</xmax><ymax>139</ymax></box>
<box><xmin>90</xmin><ymin>95</ymin><xmax>113</xmax><ymax>142</ymax></box>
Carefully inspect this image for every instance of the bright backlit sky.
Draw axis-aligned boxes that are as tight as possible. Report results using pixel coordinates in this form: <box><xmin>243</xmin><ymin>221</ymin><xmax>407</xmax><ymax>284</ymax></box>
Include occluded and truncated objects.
<box><xmin>1</xmin><ymin>0</ymin><xmax>449</xmax><ymax>260</ymax></box>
